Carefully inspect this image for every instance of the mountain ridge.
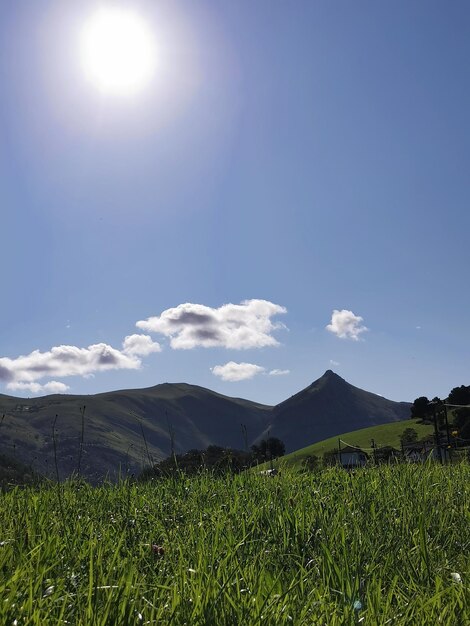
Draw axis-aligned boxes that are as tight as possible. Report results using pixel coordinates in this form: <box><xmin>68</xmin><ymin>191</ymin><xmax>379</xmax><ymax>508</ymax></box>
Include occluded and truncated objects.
<box><xmin>0</xmin><ymin>371</ymin><xmax>410</xmax><ymax>481</ymax></box>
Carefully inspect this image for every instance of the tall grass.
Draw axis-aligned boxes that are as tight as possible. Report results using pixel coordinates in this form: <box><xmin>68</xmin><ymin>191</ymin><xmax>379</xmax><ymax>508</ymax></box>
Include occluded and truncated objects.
<box><xmin>0</xmin><ymin>463</ymin><xmax>468</xmax><ymax>624</ymax></box>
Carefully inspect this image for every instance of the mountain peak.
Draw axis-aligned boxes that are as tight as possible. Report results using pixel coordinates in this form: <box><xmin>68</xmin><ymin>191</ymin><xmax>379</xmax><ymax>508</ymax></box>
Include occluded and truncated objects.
<box><xmin>317</xmin><ymin>369</ymin><xmax>345</xmax><ymax>384</ymax></box>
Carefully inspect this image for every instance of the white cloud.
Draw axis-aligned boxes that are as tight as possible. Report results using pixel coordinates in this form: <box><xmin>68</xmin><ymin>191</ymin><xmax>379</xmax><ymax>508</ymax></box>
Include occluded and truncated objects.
<box><xmin>329</xmin><ymin>359</ymin><xmax>340</xmax><ymax>367</ymax></box>
<box><xmin>7</xmin><ymin>381</ymin><xmax>70</xmax><ymax>395</ymax></box>
<box><xmin>136</xmin><ymin>299</ymin><xmax>287</xmax><ymax>350</ymax></box>
<box><xmin>211</xmin><ymin>361</ymin><xmax>265</xmax><ymax>382</ymax></box>
<box><xmin>326</xmin><ymin>309</ymin><xmax>368</xmax><ymax>341</ymax></box>
<box><xmin>268</xmin><ymin>369</ymin><xmax>290</xmax><ymax>376</ymax></box>
<box><xmin>0</xmin><ymin>339</ymin><xmax>150</xmax><ymax>391</ymax></box>
<box><xmin>122</xmin><ymin>334</ymin><xmax>161</xmax><ymax>356</ymax></box>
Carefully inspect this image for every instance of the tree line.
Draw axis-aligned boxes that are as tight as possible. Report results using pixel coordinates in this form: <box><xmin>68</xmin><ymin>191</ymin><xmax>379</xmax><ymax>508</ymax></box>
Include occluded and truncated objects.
<box><xmin>410</xmin><ymin>384</ymin><xmax>470</xmax><ymax>440</ymax></box>
<box><xmin>139</xmin><ymin>437</ymin><xmax>286</xmax><ymax>480</ymax></box>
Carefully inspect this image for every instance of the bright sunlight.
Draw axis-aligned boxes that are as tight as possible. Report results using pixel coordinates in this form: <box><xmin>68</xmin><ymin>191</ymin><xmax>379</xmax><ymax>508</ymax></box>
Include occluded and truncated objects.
<box><xmin>79</xmin><ymin>7</ymin><xmax>156</xmax><ymax>96</ymax></box>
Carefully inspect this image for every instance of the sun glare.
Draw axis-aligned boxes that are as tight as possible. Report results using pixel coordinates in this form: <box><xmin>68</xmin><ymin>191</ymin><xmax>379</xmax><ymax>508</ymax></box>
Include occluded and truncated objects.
<box><xmin>80</xmin><ymin>8</ymin><xmax>156</xmax><ymax>96</ymax></box>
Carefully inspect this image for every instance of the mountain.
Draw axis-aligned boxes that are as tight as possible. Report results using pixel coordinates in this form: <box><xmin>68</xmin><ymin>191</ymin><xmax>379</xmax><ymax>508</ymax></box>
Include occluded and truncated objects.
<box><xmin>0</xmin><ymin>372</ymin><xmax>410</xmax><ymax>481</ymax></box>
<box><xmin>0</xmin><ymin>384</ymin><xmax>270</xmax><ymax>482</ymax></box>
<box><xmin>259</xmin><ymin>370</ymin><xmax>410</xmax><ymax>452</ymax></box>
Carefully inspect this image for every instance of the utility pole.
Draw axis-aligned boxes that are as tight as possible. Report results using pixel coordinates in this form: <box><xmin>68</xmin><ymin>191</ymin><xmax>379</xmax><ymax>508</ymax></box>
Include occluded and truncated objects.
<box><xmin>442</xmin><ymin>403</ymin><xmax>452</xmax><ymax>462</ymax></box>
<box><xmin>430</xmin><ymin>402</ymin><xmax>443</xmax><ymax>464</ymax></box>
<box><xmin>370</xmin><ymin>439</ymin><xmax>377</xmax><ymax>464</ymax></box>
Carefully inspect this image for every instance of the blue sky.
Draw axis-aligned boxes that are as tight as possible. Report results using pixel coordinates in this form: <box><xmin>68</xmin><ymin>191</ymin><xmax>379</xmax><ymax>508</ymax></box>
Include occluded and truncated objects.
<box><xmin>1</xmin><ymin>0</ymin><xmax>469</xmax><ymax>404</ymax></box>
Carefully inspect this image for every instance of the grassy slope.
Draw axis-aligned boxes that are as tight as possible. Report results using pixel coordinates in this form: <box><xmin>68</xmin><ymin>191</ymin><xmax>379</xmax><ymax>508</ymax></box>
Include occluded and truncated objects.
<box><xmin>277</xmin><ymin>418</ymin><xmax>434</xmax><ymax>467</ymax></box>
<box><xmin>0</xmin><ymin>465</ymin><xmax>468</xmax><ymax>625</ymax></box>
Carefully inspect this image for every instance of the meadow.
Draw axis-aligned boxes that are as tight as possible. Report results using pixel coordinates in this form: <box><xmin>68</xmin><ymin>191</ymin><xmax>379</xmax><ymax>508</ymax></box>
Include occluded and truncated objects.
<box><xmin>0</xmin><ymin>463</ymin><xmax>468</xmax><ymax>625</ymax></box>
<box><xmin>276</xmin><ymin>418</ymin><xmax>435</xmax><ymax>468</ymax></box>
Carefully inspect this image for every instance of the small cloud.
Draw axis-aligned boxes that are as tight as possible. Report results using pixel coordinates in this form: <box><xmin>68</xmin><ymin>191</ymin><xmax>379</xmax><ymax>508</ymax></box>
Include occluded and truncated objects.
<box><xmin>416</xmin><ymin>325</ymin><xmax>421</xmax><ymax>330</ymax></box>
<box><xmin>268</xmin><ymin>369</ymin><xmax>290</xmax><ymax>376</ymax></box>
<box><xmin>122</xmin><ymin>334</ymin><xmax>161</xmax><ymax>356</ymax></box>
<box><xmin>136</xmin><ymin>299</ymin><xmax>287</xmax><ymax>350</ymax></box>
<box><xmin>329</xmin><ymin>359</ymin><xmax>340</xmax><ymax>367</ymax></box>
<box><xmin>211</xmin><ymin>361</ymin><xmax>265</xmax><ymax>382</ymax></box>
<box><xmin>326</xmin><ymin>309</ymin><xmax>368</xmax><ymax>341</ymax></box>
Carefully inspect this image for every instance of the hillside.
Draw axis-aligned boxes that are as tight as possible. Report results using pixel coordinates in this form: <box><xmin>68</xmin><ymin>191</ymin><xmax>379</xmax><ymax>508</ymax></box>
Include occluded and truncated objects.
<box><xmin>0</xmin><ymin>452</ymin><xmax>42</xmax><ymax>490</ymax></box>
<box><xmin>275</xmin><ymin>418</ymin><xmax>434</xmax><ymax>468</ymax></box>
<box><xmin>0</xmin><ymin>384</ymin><xmax>270</xmax><ymax>482</ymax></box>
<box><xmin>260</xmin><ymin>370</ymin><xmax>410</xmax><ymax>452</ymax></box>
<box><xmin>0</xmin><ymin>371</ymin><xmax>410</xmax><ymax>481</ymax></box>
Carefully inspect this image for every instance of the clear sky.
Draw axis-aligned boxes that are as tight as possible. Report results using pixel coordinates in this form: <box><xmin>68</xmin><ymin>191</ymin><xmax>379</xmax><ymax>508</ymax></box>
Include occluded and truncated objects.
<box><xmin>1</xmin><ymin>0</ymin><xmax>469</xmax><ymax>405</ymax></box>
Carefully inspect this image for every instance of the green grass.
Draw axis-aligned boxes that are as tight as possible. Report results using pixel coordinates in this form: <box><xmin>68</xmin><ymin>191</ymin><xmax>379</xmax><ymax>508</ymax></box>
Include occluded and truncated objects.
<box><xmin>0</xmin><ymin>463</ymin><xmax>468</xmax><ymax>624</ymax></box>
<box><xmin>276</xmin><ymin>419</ymin><xmax>435</xmax><ymax>468</ymax></box>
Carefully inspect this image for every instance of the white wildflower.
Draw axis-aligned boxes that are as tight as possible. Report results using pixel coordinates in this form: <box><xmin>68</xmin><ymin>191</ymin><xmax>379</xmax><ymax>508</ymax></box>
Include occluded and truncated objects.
<box><xmin>451</xmin><ymin>572</ymin><xmax>462</xmax><ymax>584</ymax></box>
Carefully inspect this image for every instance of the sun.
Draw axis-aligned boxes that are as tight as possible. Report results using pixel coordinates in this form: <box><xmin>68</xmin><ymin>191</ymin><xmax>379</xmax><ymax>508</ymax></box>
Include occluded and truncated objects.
<box><xmin>79</xmin><ymin>7</ymin><xmax>156</xmax><ymax>96</ymax></box>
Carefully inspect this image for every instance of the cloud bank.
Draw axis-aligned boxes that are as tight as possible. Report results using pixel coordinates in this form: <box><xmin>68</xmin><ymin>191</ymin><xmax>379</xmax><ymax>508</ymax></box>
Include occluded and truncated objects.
<box><xmin>326</xmin><ymin>309</ymin><xmax>368</xmax><ymax>341</ymax></box>
<box><xmin>0</xmin><ymin>334</ymin><xmax>161</xmax><ymax>394</ymax></box>
<box><xmin>1</xmin><ymin>299</ymin><xmax>287</xmax><ymax>395</ymax></box>
<box><xmin>7</xmin><ymin>381</ymin><xmax>70</xmax><ymax>394</ymax></box>
<box><xmin>136</xmin><ymin>299</ymin><xmax>287</xmax><ymax>350</ymax></box>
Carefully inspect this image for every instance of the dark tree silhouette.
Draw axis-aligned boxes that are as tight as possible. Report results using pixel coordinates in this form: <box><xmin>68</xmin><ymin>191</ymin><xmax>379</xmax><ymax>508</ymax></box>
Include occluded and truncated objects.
<box><xmin>410</xmin><ymin>396</ymin><xmax>430</xmax><ymax>419</ymax></box>
<box><xmin>251</xmin><ymin>437</ymin><xmax>286</xmax><ymax>462</ymax></box>
<box><xmin>448</xmin><ymin>385</ymin><xmax>470</xmax><ymax>406</ymax></box>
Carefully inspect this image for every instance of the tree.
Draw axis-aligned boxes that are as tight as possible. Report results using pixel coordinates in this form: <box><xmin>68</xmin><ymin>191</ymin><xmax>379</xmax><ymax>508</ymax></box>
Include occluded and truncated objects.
<box><xmin>251</xmin><ymin>437</ymin><xmax>285</xmax><ymax>463</ymax></box>
<box><xmin>138</xmin><ymin>444</ymin><xmax>254</xmax><ymax>480</ymax></box>
<box><xmin>448</xmin><ymin>385</ymin><xmax>470</xmax><ymax>406</ymax></box>
<box><xmin>400</xmin><ymin>428</ymin><xmax>418</xmax><ymax>445</ymax></box>
<box><xmin>410</xmin><ymin>396</ymin><xmax>430</xmax><ymax>419</ymax></box>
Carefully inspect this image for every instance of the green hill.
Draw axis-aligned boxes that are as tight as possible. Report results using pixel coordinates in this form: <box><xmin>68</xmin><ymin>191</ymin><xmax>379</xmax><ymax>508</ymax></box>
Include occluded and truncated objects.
<box><xmin>274</xmin><ymin>418</ymin><xmax>434</xmax><ymax>468</ymax></box>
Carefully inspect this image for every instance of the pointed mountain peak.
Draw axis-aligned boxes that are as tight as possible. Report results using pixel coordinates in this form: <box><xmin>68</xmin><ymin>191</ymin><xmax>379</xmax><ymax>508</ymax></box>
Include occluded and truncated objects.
<box><xmin>316</xmin><ymin>369</ymin><xmax>345</xmax><ymax>384</ymax></box>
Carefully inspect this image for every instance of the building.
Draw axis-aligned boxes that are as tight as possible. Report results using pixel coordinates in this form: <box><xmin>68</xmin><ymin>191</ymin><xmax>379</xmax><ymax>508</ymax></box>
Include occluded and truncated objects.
<box><xmin>337</xmin><ymin>445</ymin><xmax>368</xmax><ymax>468</ymax></box>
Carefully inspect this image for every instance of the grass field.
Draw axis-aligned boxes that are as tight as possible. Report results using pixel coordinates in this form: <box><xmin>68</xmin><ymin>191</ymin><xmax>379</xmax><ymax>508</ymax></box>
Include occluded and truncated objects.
<box><xmin>275</xmin><ymin>419</ymin><xmax>435</xmax><ymax>468</ymax></box>
<box><xmin>0</xmin><ymin>463</ymin><xmax>468</xmax><ymax>625</ymax></box>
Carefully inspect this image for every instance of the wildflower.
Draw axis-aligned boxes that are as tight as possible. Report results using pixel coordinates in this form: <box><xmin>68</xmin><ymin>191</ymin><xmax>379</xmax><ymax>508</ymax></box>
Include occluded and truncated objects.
<box><xmin>353</xmin><ymin>600</ymin><xmax>362</xmax><ymax>611</ymax></box>
<box><xmin>450</xmin><ymin>572</ymin><xmax>462</xmax><ymax>584</ymax></box>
